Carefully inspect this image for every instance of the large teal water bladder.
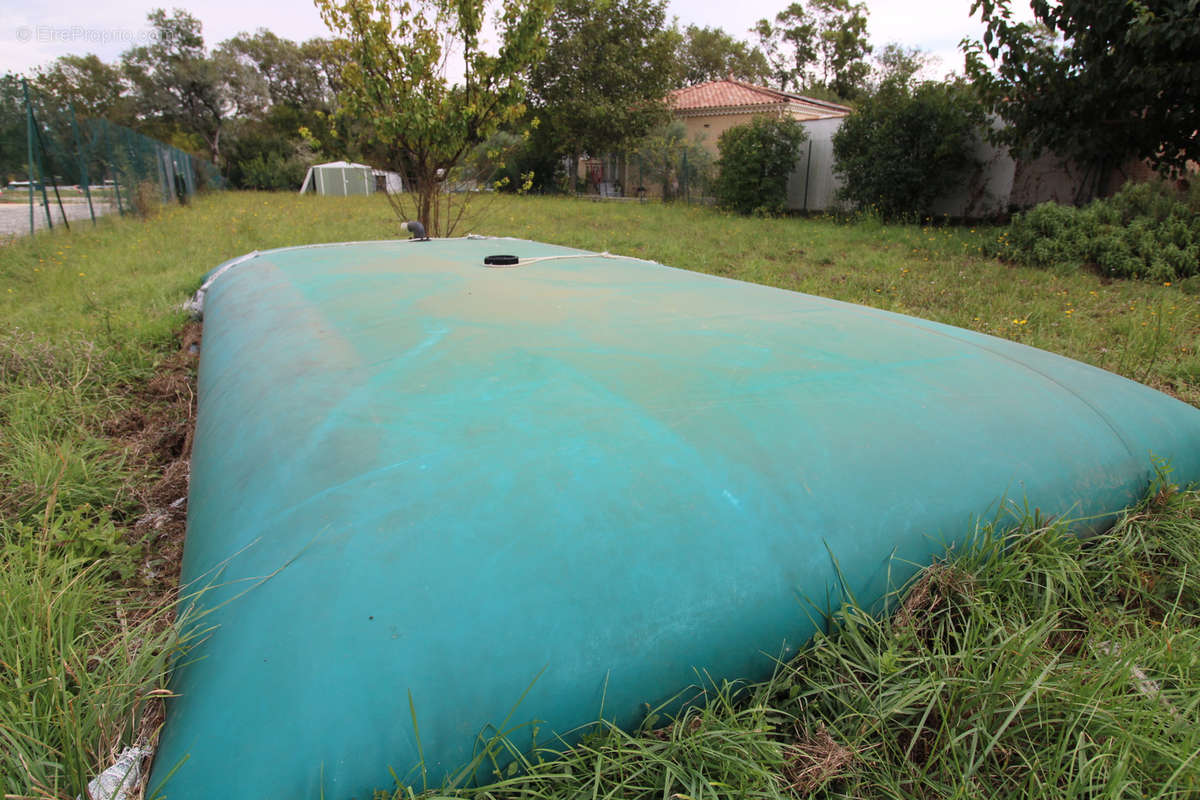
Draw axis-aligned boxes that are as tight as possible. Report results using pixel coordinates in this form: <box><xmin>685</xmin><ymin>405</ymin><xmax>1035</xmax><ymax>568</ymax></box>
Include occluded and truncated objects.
<box><xmin>152</xmin><ymin>237</ymin><xmax>1200</xmax><ymax>798</ymax></box>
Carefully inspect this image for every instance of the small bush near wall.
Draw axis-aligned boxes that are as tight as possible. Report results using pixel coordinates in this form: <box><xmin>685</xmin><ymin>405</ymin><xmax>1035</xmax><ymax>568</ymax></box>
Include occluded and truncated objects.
<box><xmin>713</xmin><ymin>116</ymin><xmax>807</xmax><ymax>216</ymax></box>
<box><xmin>238</xmin><ymin>152</ymin><xmax>310</xmax><ymax>191</ymax></box>
<box><xmin>832</xmin><ymin>81</ymin><xmax>983</xmax><ymax>220</ymax></box>
<box><xmin>994</xmin><ymin>181</ymin><xmax>1200</xmax><ymax>282</ymax></box>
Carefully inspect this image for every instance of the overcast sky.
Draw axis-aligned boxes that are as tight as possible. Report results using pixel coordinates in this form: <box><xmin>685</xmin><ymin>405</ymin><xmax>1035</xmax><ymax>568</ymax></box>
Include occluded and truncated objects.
<box><xmin>1</xmin><ymin>0</ymin><xmax>1034</xmax><ymax>79</ymax></box>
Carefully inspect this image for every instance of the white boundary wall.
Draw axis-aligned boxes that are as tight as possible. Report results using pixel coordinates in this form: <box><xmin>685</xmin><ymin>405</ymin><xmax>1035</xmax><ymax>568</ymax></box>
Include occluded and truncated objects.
<box><xmin>786</xmin><ymin>118</ymin><xmax>1111</xmax><ymax>217</ymax></box>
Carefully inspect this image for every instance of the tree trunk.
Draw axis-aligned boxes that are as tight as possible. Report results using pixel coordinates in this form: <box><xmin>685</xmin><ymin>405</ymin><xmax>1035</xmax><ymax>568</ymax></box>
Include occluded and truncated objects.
<box><xmin>209</xmin><ymin>125</ymin><xmax>222</xmax><ymax>168</ymax></box>
<box><xmin>416</xmin><ymin>165</ymin><xmax>435</xmax><ymax>235</ymax></box>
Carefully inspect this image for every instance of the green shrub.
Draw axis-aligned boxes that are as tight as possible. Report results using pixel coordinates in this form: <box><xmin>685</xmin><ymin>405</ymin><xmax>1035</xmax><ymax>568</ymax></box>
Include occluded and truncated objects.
<box><xmin>239</xmin><ymin>151</ymin><xmax>309</xmax><ymax>191</ymax></box>
<box><xmin>832</xmin><ymin>80</ymin><xmax>983</xmax><ymax>219</ymax></box>
<box><xmin>996</xmin><ymin>180</ymin><xmax>1200</xmax><ymax>281</ymax></box>
<box><xmin>632</xmin><ymin>121</ymin><xmax>714</xmax><ymax>201</ymax></box>
<box><xmin>713</xmin><ymin>116</ymin><xmax>807</xmax><ymax>216</ymax></box>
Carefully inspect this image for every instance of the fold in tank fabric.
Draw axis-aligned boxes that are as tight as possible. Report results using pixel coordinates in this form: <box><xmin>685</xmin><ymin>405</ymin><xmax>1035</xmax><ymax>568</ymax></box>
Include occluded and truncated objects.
<box><xmin>153</xmin><ymin>238</ymin><xmax>1200</xmax><ymax>798</ymax></box>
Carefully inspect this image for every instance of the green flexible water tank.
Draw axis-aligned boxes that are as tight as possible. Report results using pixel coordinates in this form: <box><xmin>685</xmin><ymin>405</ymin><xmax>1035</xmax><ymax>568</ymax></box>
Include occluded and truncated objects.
<box><xmin>152</xmin><ymin>237</ymin><xmax>1200</xmax><ymax>798</ymax></box>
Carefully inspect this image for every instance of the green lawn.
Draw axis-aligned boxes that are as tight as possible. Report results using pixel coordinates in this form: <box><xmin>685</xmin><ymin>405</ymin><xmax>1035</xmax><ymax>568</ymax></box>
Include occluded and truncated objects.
<box><xmin>1</xmin><ymin>191</ymin><xmax>1198</xmax><ymax>798</ymax></box>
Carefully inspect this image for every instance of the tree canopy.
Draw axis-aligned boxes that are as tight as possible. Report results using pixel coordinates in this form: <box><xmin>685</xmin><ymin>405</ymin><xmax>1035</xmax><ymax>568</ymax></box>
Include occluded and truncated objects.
<box><xmin>32</xmin><ymin>55</ymin><xmax>133</xmax><ymax>124</ymax></box>
<box><xmin>317</xmin><ymin>0</ymin><xmax>553</xmax><ymax>232</ymax></box>
<box><xmin>674</xmin><ymin>25</ymin><xmax>770</xmax><ymax>87</ymax></box>
<box><xmin>832</xmin><ymin>77</ymin><xmax>982</xmax><ymax>219</ymax></box>
<box><xmin>866</xmin><ymin>43</ymin><xmax>936</xmax><ymax>94</ymax></box>
<box><xmin>753</xmin><ymin>0</ymin><xmax>871</xmax><ymax>99</ymax></box>
<box><xmin>713</xmin><ymin>115</ymin><xmax>807</xmax><ymax>215</ymax></box>
<box><xmin>528</xmin><ymin>0</ymin><xmax>676</xmax><ymax>168</ymax></box>
<box><xmin>121</xmin><ymin>9</ymin><xmax>268</xmax><ymax>163</ymax></box>
<box><xmin>964</xmin><ymin>0</ymin><xmax>1200</xmax><ymax>176</ymax></box>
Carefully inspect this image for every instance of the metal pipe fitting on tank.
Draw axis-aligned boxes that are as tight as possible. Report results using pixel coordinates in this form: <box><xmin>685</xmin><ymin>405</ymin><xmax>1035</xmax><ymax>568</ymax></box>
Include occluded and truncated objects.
<box><xmin>401</xmin><ymin>221</ymin><xmax>428</xmax><ymax>240</ymax></box>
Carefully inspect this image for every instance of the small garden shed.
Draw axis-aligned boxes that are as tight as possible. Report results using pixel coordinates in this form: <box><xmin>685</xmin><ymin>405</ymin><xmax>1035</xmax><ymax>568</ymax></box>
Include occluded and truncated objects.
<box><xmin>298</xmin><ymin>161</ymin><xmax>376</xmax><ymax>196</ymax></box>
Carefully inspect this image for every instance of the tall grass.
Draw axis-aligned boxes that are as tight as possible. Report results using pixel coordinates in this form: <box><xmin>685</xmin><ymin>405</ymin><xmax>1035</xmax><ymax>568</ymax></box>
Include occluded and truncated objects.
<box><xmin>0</xmin><ymin>191</ymin><xmax>1197</xmax><ymax>796</ymax></box>
<box><xmin>0</xmin><ymin>540</ymin><xmax>181</xmax><ymax>797</ymax></box>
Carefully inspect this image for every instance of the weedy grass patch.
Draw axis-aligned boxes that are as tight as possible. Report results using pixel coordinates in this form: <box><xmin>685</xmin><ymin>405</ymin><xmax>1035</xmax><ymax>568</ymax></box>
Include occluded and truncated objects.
<box><xmin>0</xmin><ymin>191</ymin><xmax>1198</xmax><ymax>797</ymax></box>
<box><xmin>994</xmin><ymin>181</ymin><xmax>1200</xmax><ymax>284</ymax></box>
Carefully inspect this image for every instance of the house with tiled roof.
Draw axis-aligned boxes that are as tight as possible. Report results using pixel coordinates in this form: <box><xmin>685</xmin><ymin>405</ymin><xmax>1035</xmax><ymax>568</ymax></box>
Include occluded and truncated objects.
<box><xmin>583</xmin><ymin>77</ymin><xmax>1168</xmax><ymax>215</ymax></box>
<box><xmin>669</xmin><ymin>79</ymin><xmax>851</xmax><ymax>159</ymax></box>
<box><xmin>577</xmin><ymin>78</ymin><xmax>851</xmax><ymax>205</ymax></box>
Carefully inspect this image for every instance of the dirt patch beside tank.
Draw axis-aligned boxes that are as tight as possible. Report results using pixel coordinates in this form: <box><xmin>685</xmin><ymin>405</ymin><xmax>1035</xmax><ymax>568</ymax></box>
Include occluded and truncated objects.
<box><xmin>105</xmin><ymin>321</ymin><xmax>201</xmax><ymax>603</ymax></box>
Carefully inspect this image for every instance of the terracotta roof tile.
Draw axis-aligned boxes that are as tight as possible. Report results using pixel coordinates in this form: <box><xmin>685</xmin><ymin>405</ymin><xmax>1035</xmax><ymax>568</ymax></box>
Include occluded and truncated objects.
<box><xmin>669</xmin><ymin>79</ymin><xmax>852</xmax><ymax>118</ymax></box>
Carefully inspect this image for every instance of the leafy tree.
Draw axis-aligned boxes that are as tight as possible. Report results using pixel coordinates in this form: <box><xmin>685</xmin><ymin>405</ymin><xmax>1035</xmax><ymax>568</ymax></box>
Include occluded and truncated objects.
<box><xmin>122</xmin><ymin>9</ymin><xmax>266</xmax><ymax>165</ymax></box>
<box><xmin>674</xmin><ymin>25</ymin><xmax>770</xmax><ymax>87</ymax></box>
<box><xmin>0</xmin><ymin>74</ymin><xmax>27</xmax><ymax>183</ymax></box>
<box><xmin>810</xmin><ymin>0</ymin><xmax>871</xmax><ymax>98</ymax></box>
<box><xmin>964</xmin><ymin>0</ymin><xmax>1200</xmax><ymax>179</ymax></box>
<box><xmin>713</xmin><ymin>115</ymin><xmax>807</xmax><ymax>215</ymax></box>
<box><xmin>219</xmin><ymin>31</ymin><xmax>332</xmax><ymax>111</ymax></box>
<box><xmin>867</xmin><ymin>43</ymin><xmax>936</xmax><ymax>93</ymax></box>
<box><xmin>217</xmin><ymin>31</ymin><xmax>340</xmax><ymax>189</ymax></box>
<box><xmin>752</xmin><ymin>4</ymin><xmax>816</xmax><ymax>92</ymax></box>
<box><xmin>317</xmin><ymin>0</ymin><xmax>552</xmax><ymax>233</ymax></box>
<box><xmin>832</xmin><ymin>79</ymin><xmax>983</xmax><ymax>219</ymax></box>
<box><xmin>631</xmin><ymin>120</ymin><xmax>714</xmax><ymax>200</ymax></box>
<box><xmin>529</xmin><ymin>0</ymin><xmax>677</xmax><ymax>185</ymax></box>
<box><xmin>32</xmin><ymin>55</ymin><xmax>135</xmax><ymax>124</ymax></box>
<box><xmin>753</xmin><ymin>0</ymin><xmax>871</xmax><ymax>98</ymax></box>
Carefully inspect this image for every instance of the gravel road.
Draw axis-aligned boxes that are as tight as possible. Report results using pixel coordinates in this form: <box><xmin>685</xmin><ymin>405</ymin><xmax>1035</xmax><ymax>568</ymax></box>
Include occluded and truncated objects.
<box><xmin>0</xmin><ymin>200</ymin><xmax>113</xmax><ymax>238</ymax></box>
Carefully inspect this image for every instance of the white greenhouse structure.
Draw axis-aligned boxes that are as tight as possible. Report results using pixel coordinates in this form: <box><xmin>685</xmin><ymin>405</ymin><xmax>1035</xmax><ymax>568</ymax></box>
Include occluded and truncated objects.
<box><xmin>299</xmin><ymin>161</ymin><xmax>403</xmax><ymax>196</ymax></box>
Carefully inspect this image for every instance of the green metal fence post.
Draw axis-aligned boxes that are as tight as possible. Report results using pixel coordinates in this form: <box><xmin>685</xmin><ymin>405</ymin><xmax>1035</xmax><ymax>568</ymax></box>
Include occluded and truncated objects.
<box><xmin>23</xmin><ymin>80</ymin><xmax>54</xmax><ymax>231</ymax></box>
<box><xmin>103</xmin><ymin>120</ymin><xmax>124</xmax><ymax>216</ymax></box>
<box><xmin>68</xmin><ymin>103</ymin><xmax>96</xmax><ymax>225</ymax></box>
<box><xmin>24</xmin><ymin>80</ymin><xmax>35</xmax><ymax>236</ymax></box>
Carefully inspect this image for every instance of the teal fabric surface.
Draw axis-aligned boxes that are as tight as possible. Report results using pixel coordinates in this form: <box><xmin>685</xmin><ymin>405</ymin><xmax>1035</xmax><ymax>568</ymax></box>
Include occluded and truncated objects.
<box><xmin>152</xmin><ymin>238</ymin><xmax>1200</xmax><ymax>798</ymax></box>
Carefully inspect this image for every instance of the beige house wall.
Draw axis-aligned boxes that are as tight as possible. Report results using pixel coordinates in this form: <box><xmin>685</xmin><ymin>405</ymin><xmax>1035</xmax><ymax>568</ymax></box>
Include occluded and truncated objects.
<box><xmin>678</xmin><ymin>108</ymin><xmax>842</xmax><ymax>159</ymax></box>
<box><xmin>678</xmin><ymin>112</ymin><xmax>778</xmax><ymax>158</ymax></box>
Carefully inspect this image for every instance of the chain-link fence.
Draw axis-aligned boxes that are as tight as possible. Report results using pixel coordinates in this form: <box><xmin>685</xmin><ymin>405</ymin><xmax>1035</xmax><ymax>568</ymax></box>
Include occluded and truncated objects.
<box><xmin>1</xmin><ymin>79</ymin><xmax>222</xmax><ymax>237</ymax></box>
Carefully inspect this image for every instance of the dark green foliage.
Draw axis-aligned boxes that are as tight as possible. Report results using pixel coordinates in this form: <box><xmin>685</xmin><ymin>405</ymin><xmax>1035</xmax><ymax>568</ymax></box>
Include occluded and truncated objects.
<box><xmin>965</xmin><ymin>0</ymin><xmax>1200</xmax><ymax>177</ymax></box>
<box><xmin>753</xmin><ymin>0</ymin><xmax>871</xmax><ymax>99</ymax></box>
<box><xmin>121</xmin><ymin>9</ymin><xmax>252</xmax><ymax>166</ymax></box>
<box><xmin>996</xmin><ymin>181</ymin><xmax>1200</xmax><ymax>281</ymax></box>
<box><xmin>632</xmin><ymin>121</ymin><xmax>714</xmax><ymax>201</ymax></box>
<box><xmin>319</xmin><ymin>0</ymin><xmax>553</xmax><ymax>232</ymax></box>
<box><xmin>674</xmin><ymin>25</ymin><xmax>770</xmax><ymax>87</ymax></box>
<box><xmin>32</xmin><ymin>55</ymin><xmax>135</xmax><ymax>125</ymax></box>
<box><xmin>223</xmin><ymin>107</ymin><xmax>322</xmax><ymax>190</ymax></box>
<box><xmin>237</xmin><ymin>152</ymin><xmax>308</xmax><ymax>191</ymax></box>
<box><xmin>529</xmin><ymin>0</ymin><xmax>676</xmax><ymax>170</ymax></box>
<box><xmin>470</xmin><ymin>130</ymin><xmax>553</xmax><ymax>193</ymax></box>
<box><xmin>0</xmin><ymin>73</ymin><xmax>26</xmax><ymax>183</ymax></box>
<box><xmin>2</xmin><ymin>507</ymin><xmax>142</xmax><ymax>580</ymax></box>
<box><xmin>832</xmin><ymin>81</ymin><xmax>983</xmax><ymax>219</ymax></box>
<box><xmin>713</xmin><ymin>115</ymin><xmax>807</xmax><ymax>216</ymax></box>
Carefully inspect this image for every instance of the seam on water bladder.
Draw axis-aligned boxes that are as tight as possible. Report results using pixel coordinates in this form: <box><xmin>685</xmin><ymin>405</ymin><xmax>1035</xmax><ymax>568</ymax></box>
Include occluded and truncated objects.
<box><xmin>184</xmin><ymin>250</ymin><xmax>260</xmax><ymax>317</ymax></box>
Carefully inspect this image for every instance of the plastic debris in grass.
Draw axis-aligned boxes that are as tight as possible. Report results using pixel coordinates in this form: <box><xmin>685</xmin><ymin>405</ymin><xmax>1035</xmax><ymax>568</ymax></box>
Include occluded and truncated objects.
<box><xmin>79</xmin><ymin>747</ymin><xmax>152</xmax><ymax>800</ymax></box>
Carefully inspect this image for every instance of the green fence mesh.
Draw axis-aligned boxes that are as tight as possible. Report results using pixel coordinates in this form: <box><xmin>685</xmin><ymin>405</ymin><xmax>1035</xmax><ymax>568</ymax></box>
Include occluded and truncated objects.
<box><xmin>1</xmin><ymin>78</ymin><xmax>222</xmax><ymax>236</ymax></box>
